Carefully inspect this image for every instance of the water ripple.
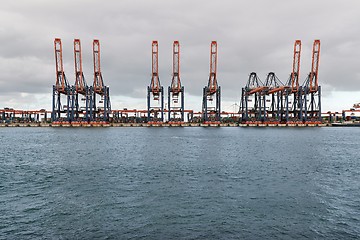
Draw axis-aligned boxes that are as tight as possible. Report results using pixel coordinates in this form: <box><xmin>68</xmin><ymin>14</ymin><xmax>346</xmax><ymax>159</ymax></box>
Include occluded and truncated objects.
<box><xmin>0</xmin><ymin>127</ymin><xmax>359</xmax><ymax>239</ymax></box>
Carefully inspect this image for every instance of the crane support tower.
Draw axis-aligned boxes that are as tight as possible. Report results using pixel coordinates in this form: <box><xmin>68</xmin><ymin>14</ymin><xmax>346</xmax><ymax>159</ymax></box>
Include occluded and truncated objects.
<box><xmin>147</xmin><ymin>41</ymin><xmax>164</xmax><ymax>122</ymax></box>
<box><xmin>73</xmin><ymin>39</ymin><xmax>93</xmax><ymax>122</ymax></box>
<box><xmin>168</xmin><ymin>41</ymin><xmax>184</xmax><ymax>122</ymax></box>
<box><xmin>52</xmin><ymin>38</ymin><xmax>74</xmax><ymax>122</ymax></box>
<box><xmin>202</xmin><ymin>41</ymin><xmax>221</xmax><ymax>123</ymax></box>
<box><xmin>93</xmin><ymin>39</ymin><xmax>111</xmax><ymax>122</ymax></box>
<box><xmin>300</xmin><ymin>39</ymin><xmax>321</xmax><ymax>122</ymax></box>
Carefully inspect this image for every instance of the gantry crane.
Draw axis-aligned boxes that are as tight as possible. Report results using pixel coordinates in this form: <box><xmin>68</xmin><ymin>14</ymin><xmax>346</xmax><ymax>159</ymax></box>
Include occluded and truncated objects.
<box><xmin>93</xmin><ymin>40</ymin><xmax>111</xmax><ymax>121</ymax></box>
<box><xmin>308</xmin><ymin>40</ymin><xmax>321</xmax><ymax>93</ymax></box>
<box><xmin>52</xmin><ymin>38</ymin><xmax>73</xmax><ymax>122</ymax></box>
<box><xmin>301</xmin><ymin>39</ymin><xmax>321</xmax><ymax>121</ymax></box>
<box><xmin>202</xmin><ymin>41</ymin><xmax>221</xmax><ymax>122</ymax></box>
<box><xmin>73</xmin><ymin>39</ymin><xmax>92</xmax><ymax>121</ymax></box>
<box><xmin>240</xmin><ymin>72</ymin><xmax>267</xmax><ymax>122</ymax></box>
<box><xmin>240</xmin><ymin>40</ymin><xmax>302</xmax><ymax>123</ymax></box>
<box><xmin>290</xmin><ymin>40</ymin><xmax>302</xmax><ymax>93</ymax></box>
<box><xmin>168</xmin><ymin>41</ymin><xmax>184</xmax><ymax>122</ymax></box>
<box><xmin>147</xmin><ymin>41</ymin><xmax>164</xmax><ymax>122</ymax></box>
<box><xmin>264</xmin><ymin>72</ymin><xmax>286</xmax><ymax>122</ymax></box>
<box><xmin>285</xmin><ymin>40</ymin><xmax>302</xmax><ymax>121</ymax></box>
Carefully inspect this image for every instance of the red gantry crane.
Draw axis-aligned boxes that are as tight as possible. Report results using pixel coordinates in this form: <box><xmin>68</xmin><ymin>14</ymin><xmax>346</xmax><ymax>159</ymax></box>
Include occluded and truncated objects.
<box><xmin>147</xmin><ymin>41</ymin><xmax>164</xmax><ymax>122</ymax></box>
<box><xmin>168</xmin><ymin>41</ymin><xmax>184</xmax><ymax>122</ymax></box>
<box><xmin>240</xmin><ymin>72</ymin><xmax>267</xmax><ymax>122</ymax></box>
<box><xmin>284</xmin><ymin>40</ymin><xmax>302</xmax><ymax>121</ymax></box>
<box><xmin>290</xmin><ymin>40</ymin><xmax>302</xmax><ymax>93</ymax></box>
<box><xmin>52</xmin><ymin>38</ymin><xmax>72</xmax><ymax>122</ymax></box>
<box><xmin>264</xmin><ymin>72</ymin><xmax>286</xmax><ymax>122</ymax></box>
<box><xmin>309</xmin><ymin>39</ymin><xmax>321</xmax><ymax>93</ymax></box>
<box><xmin>73</xmin><ymin>39</ymin><xmax>92</xmax><ymax>121</ymax></box>
<box><xmin>240</xmin><ymin>40</ymin><xmax>303</xmax><ymax>123</ymax></box>
<box><xmin>92</xmin><ymin>39</ymin><xmax>111</xmax><ymax>121</ymax></box>
<box><xmin>202</xmin><ymin>41</ymin><xmax>221</xmax><ymax>122</ymax></box>
<box><xmin>301</xmin><ymin>39</ymin><xmax>321</xmax><ymax>122</ymax></box>
<box><xmin>74</xmin><ymin>39</ymin><xmax>87</xmax><ymax>95</ymax></box>
<box><xmin>54</xmin><ymin>38</ymin><xmax>68</xmax><ymax>94</ymax></box>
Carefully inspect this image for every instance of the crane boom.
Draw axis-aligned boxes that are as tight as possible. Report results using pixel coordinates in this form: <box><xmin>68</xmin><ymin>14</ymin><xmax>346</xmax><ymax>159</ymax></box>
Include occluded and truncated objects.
<box><xmin>170</xmin><ymin>41</ymin><xmax>181</xmax><ymax>93</ymax></box>
<box><xmin>54</xmin><ymin>38</ymin><xmax>68</xmax><ymax>94</ymax></box>
<box><xmin>74</xmin><ymin>39</ymin><xmax>87</xmax><ymax>94</ymax></box>
<box><xmin>207</xmin><ymin>41</ymin><xmax>218</xmax><ymax>94</ymax></box>
<box><xmin>150</xmin><ymin>41</ymin><xmax>161</xmax><ymax>95</ymax></box>
<box><xmin>291</xmin><ymin>40</ymin><xmax>301</xmax><ymax>92</ymax></box>
<box><xmin>309</xmin><ymin>40</ymin><xmax>321</xmax><ymax>92</ymax></box>
<box><xmin>265</xmin><ymin>72</ymin><xmax>287</xmax><ymax>94</ymax></box>
<box><xmin>93</xmin><ymin>39</ymin><xmax>104</xmax><ymax>94</ymax></box>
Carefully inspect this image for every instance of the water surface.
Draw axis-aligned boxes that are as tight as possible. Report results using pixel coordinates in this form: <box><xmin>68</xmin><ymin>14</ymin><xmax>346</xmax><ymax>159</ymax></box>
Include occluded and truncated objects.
<box><xmin>0</xmin><ymin>127</ymin><xmax>359</xmax><ymax>239</ymax></box>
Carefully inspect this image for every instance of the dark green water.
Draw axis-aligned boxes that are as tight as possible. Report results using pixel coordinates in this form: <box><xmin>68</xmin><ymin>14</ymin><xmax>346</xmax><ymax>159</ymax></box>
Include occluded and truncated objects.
<box><xmin>0</xmin><ymin>127</ymin><xmax>359</xmax><ymax>239</ymax></box>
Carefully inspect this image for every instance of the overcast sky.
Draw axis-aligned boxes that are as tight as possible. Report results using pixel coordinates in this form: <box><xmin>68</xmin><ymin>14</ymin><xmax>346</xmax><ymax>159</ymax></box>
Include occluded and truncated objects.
<box><xmin>0</xmin><ymin>0</ymin><xmax>359</xmax><ymax>112</ymax></box>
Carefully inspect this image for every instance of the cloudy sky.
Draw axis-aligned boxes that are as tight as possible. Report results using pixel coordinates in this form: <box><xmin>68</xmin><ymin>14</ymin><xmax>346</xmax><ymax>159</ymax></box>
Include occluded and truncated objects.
<box><xmin>0</xmin><ymin>0</ymin><xmax>359</xmax><ymax>112</ymax></box>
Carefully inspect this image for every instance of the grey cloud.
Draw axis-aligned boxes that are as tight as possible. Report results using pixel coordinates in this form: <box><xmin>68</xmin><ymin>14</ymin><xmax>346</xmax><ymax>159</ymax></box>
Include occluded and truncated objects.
<box><xmin>0</xmin><ymin>0</ymin><xmax>360</xmax><ymax>110</ymax></box>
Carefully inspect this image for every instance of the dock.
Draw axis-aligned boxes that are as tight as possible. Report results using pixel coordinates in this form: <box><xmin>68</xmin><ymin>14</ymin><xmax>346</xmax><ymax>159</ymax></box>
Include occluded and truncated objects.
<box><xmin>0</xmin><ymin>123</ymin><xmax>331</xmax><ymax>127</ymax></box>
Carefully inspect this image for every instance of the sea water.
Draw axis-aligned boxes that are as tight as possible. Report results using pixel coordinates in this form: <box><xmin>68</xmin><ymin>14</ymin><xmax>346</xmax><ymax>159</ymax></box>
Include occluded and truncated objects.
<box><xmin>0</xmin><ymin>127</ymin><xmax>359</xmax><ymax>239</ymax></box>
